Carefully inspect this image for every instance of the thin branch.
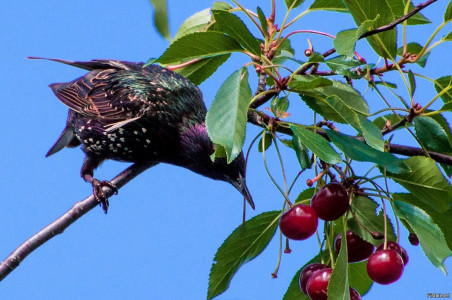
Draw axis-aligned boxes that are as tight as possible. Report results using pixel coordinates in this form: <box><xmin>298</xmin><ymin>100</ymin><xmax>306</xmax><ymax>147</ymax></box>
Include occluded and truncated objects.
<box><xmin>0</xmin><ymin>161</ymin><xmax>156</xmax><ymax>281</ymax></box>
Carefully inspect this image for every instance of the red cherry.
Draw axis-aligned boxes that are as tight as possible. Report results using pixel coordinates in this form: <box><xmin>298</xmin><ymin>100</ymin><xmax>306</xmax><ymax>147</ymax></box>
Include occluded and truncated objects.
<box><xmin>311</xmin><ymin>182</ymin><xmax>349</xmax><ymax>221</ymax></box>
<box><xmin>367</xmin><ymin>249</ymin><xmax>404</xmax><ymax>284</ymax></box>
<box><xmin>306</xmin><ymin>268</ymin><xmax>333</xmax><ymax>300</ymax></box>
<box><xmin>376</xmin><ymin>241</ymin><xmax>409</xmax><ymax>265</ymax></box>
<box><xmin>279</xmin><ymin>204</ymin><xmax>318</xmax><ymax>240</ymax></box>
<box><xmin>335</xmin><ymin>230</ymin><xmax>375</xmax><ymax>262</ymax></box>
<box><xmin>409</xmin><ymin>233</ymin><xmax>420</xmax><ymax>246</ymax></box>
<box><xmin>299</xmin><ymin>263</ymin><xmax>329</xmax><ymax>294</ymax></box>
<box><xmin>349</xmin><ymin>287</ymin><xmax>361</xmax><ymax>300</ymax></box>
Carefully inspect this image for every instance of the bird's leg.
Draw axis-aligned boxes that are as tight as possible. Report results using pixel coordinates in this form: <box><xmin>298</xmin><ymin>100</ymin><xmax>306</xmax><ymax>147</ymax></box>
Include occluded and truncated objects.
<box><xmin>81</xmin><ymin>156</ymin><xmax>118</xmax><ymax>214</ymax></box>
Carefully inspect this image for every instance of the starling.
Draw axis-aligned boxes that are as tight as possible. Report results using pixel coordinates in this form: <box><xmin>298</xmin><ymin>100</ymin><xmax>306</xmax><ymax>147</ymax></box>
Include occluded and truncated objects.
<box><xmin>33</xmin><ymin>57</ymin><xmax>254</xmax><ymax>213</ymax></box>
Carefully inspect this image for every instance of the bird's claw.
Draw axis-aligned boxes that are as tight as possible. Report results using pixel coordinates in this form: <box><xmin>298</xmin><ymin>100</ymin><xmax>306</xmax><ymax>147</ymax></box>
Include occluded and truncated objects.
<box><xmin>91</xmin><ymin>179</ymin><xmax>118</xmax><ymax>214</ymax></box>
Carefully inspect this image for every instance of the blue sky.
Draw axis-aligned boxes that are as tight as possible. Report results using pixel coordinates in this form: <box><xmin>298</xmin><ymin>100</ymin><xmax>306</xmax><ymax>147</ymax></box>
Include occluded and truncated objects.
<box><xmin>1</xmin><ymin>0</ymin><xmax>451</xmax><ymax>299</ymax></box>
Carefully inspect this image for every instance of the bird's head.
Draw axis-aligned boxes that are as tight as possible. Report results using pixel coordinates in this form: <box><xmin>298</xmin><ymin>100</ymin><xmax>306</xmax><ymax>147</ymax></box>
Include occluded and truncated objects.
<box><xmin>177</xmin><ymin>124</ymin><xmax>254</xmax><ymax>209</ymax></box>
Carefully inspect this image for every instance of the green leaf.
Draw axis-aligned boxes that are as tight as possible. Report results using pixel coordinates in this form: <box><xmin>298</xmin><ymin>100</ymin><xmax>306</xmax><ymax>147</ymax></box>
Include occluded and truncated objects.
<box><xmin>211</xmin><ymin>10</ymin><xmax>261</xmax><ymax>55</ymax></box>
<box><xmin>157</xmin><ymin>32</ymin><xmax>243</xmax><ymax>64</ymax></box>
<box><xmin>149</xmin><ymin>0</ymin><xmax>170</xmax><ymax>40</ymax></box>
<box><xmin>174</xmin><ymin>54</ymin><xmax>230</xmax><ymax>85</ymax></box>
<box><xmin>445</xmin><ymin>0</ymin><xmax>452</xmax><ymax>22</ymax></box>
<box><xmin>292</xmin><ymin>135</ymin><xmax>311</xmax><ymax>170</ymax></box>
<box><xmin>271</xmin><ymin>96</ymin><xmax>290</xmax><ymax>114</ymax></box>
<box><xmin>290</xmin><ymin>125</ymin><xmax>342</xmax><ymax>164</ymax></box>
<box><xmin>434</xmin><ymin>76</ymin><xmax>452</xmax><ymax>103</ymax></box>
<box><xmin>283</xmin><ymin>251</ymin><xmax>330</xmax><ymax>300</ymax></box>
<box><xmin>325</xmin><ymin>95</ymin><xmax>361</xmax><ymax>130</ymax></box>
<box><xmin>358</xmin><ymin>114</ymin><xmax>385</xmax><ymax>151</ymax></box>
<box><xmin>328</xmin><ymin>222</ymin><xmax>349</xmax><ymax>300</ymax></box>
<box><xmin>443</xmin><ymin>31</ymin><xmax>452</xmax><ymax>41</ymax></box>
<box><xmin>309</xmin><ymin>0</ymin><xmax>347</xmax><ymax>11</ymax></box>
<box><xmin>393</xmin><ymin>193</ymin><xmax>452</xmax><ymax>251</ymax></box>
<box><xmin>258</xmin><ymin>132</ymin><xmax>272</xmax><ymax>152</ymax></box>
<box><xmin>294</xmin><ymin>188</ymin><xmax>316</xmax><ymax>204</ymax></box>
<box><xmin>206</xmin><ymin>68</ymin><xmax>251</xmax><ymax>163</ymax></box>
<box><xmin>387</xmin><ymin>157</ymin><xmax>452</xmax><ymax>212</ymax></box>
<box><xmin>325</xmin><ymin>56</ymin><xmax>365</xmax><ymax>79</ymax></box>
<box><xmin>397</xmin><ymin>42</ymin><xmax>430</xmax><ymax>68</ymax></box>
<box><xmin>173</xmin><ymin>8</ymin><xmax>211</xmax><ymax>41</ymax></box>
<box><xmin>289</xmin><ymin>76</ymin><xmax>333</xmax><ymax>91</ymax></box>
<box><xmin>208</xmin><ymin>211</ymin><xmax>280</xmax><ymax>299</ymax></box>
<box><xmin>212</xmin><ymin>1</ymin><xmax>232</xmax><ymax>10</ymax></box>
<box><xmin>442</xmin><ymin>101</ymin><xmax>452</xmax><ymax>111</ymax></box>
<box><xmin>408</xmin><ymin>70</ymin><xmax>416</xmax><ymax>97</ymax></box>
<box><xmin>273</xmin><ymin>38</ymin><xmax>296</xmax><ymax>65</ymax></box>
<box><xmin>333</xmin><ymin>18</ymin><xmax>377</xmax><ymax>58</ymax></box>
<box><xmin>414</xmin><ymin>116</ymin><xmax>452</xmax><ymax>153</ymax></box>
<box><xmin>430</xmin><ymin>113</ymin><xmax>452</xmax><ymax>150</ymax></box>
<box><xmin>349</xmin><ymin>261</ymin><xmax>373</xmax><ymax>296</ymax></box>
<box><xmin>295</xmin><ymin>76</ymin><xmax>369</xmax><ymax>115</ymax></box>
<box><xmin>348</xmin><ymin>196</ymin><xmax>397</xmax><ymax>246</ymax></box>
<box><xmin>256</xmin><ymin>7</ymin><xmax>268</xmax><ymax>37</ymax></box>
<box><xmin>284</xmin><ymin>0</ymin><xmax>305</xmax><ymax>9</ymax></box>
<box><xmin>343</xmin><ymin>0</ymin><xmax>397</xmax><ymax>58</ymax></box>
<box><xmin>393</xmin><ymin>200</ymin><xmax>452</xmax><ymax>274</ymax></box>
<box><xmin>393</xmin><ymin>1</ymin><xmax>430</xmax><ymax>25</ymax></box>
<box><xmin>327</xmin><ymin>130</ymin><xmax>410</xmax><ymax>174</ymax></box>
<box><xmin>373</xmin><ymin>114</ymin><xmax>404</xmax><ymax>130</ymax></box>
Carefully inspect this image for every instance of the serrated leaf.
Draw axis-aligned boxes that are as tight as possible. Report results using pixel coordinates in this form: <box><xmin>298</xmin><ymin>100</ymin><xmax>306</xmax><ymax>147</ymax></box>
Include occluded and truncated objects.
<box><xmin>207</xmin><ymin>211</ymin><xmax>280</xmax><ymax>299</ymax></box>
<box><xmin>393</xmin><ymin>200</ymin><xmax>452</xmax><ymax>274</ymax></box>
<box><xmin>430</xmin><ymin>113</ymin><xmax>452</xmax><ymax>150</ymax></box>
<box><xmin>206</xmin><ymin>68</ymin><xmax>251</xmax><ymax>163</ymax></box>
<box><xmin>291</xmin><ymin>125</ymin><xmax>342</xmax><ymax>164</ymax></box>
<box><xmin>149</xmin><ymin>0</ymin><xmax>170</xmax><ymax>40</ymax></box>
<box><xmin>358</xmin><ymin>115</ymin><xmax>384</xmax><ymax>151</ymax></box>
<box><xmin>328</xmin><ymin>222</ymin><xmax>349</xmax><ymax>300</ymax></box>
<box><xmin>445</xmin><ymin>1</ymin><xmax>452</xmax><ymax>22</ymax></box>
<box><xmin>397</xmin><ymin>42</ymin><xmax>430</xmax><ymax>67</ymax></box>
<box><xmin>294</xmin><ymin>188</ymin><xmax>316</xmax><ymax>204</ymax></box>
<box><xmin>327</xmin><ymin>130</ymin><xmax>410</xmax><ymax>174</ymax></box>
<box><xmin>212</xmin><ymin>10</ymin><xmax>261</xmax><ymax>55</ymax></box>
<box><xmin>173</xmin><ymin>8</ymin><xmax>211</xmax><ymax>41</ymax></box>
<box><xmin>349</xmin><ymin>261</ymin><xmax>373</xmax><ymax>296</ymax></box>
<box><xmin>325</xmin><ymin>55</ymin><xmax>365</xmax><ymax>79</ymax></box>
<box><xmin>157</xmin><ymin>32</ymin><xmax>243</xmax><ymax>64</ymax></box>
<box><xmin>325</xmin><ymin>95</ymin><xmax>361</xmax><ymax>130</ymax></box>
<box><xmin>387</xmin><ymin>156</ymin><xmax>452</xmax><ymax>212</ymax></box>
<box><xmin>256</xmin><ymin>7</ymin><xmax>268</xmax><ymax>37</ymax></box>
<box><xmin>295</xmin><ymin>76</ymin><xmax>369</xmax><ymax>115</ymax></box>
<box><xmin>333</xmin><ymin>18</ymin><xmax>377</xmax><ymax>58</ymax></box>
<box><xmin>174</xmin><ymin>54</ymin><xmax>230</xmax><ymax>85</ymax></box>
<box><xmin>283</xmin><ymin>251</ymin><xmax>330</xmax><ymax>300</ymax></box>
<box><xmin>434</xmin><ymin>76</ymin><xmax>452</xmax><ymax>103</ymax></box>
<box><xmin>284</xmin><ymin>0</ymin><xmax>305</xmax><ymax>9</ymax></box>
<box><xmin>212</xmin><ymin>1</ymin><xmax>232</xmax><ymax>10</ymax></box>
<box><xmin>414</xmin><ymin>116</ymin><xmax>452</xmax><ymax>153</ymax></box>
<box><xmin>308</xmin><ymin>52</ymin><xmax>325</xmax><ymax>63</ymax></box>
<box><xmin>393</xmin><ymin>1</ymin><xmax>430</xmax><ymax>25</ymax></box>
<box><xmin>289</xmin><ymin>75</ymin><xmax>333</xmax><ymax>91</ymax></box>
<box><xmin>292</xmin><ymin>135</ymin><xmax>311</xmax><ymax>170</ymax></box>
<box><xmin>343</xmin><ymin>0</ymin><xmax>397</xmax><ymax>58</ymax></box>
<box><xmin>309</xmin><ymin>0</ymin><xmax>347</xmax><ymax>11</ymax></box>
<box><xmin>348</xmin><ymin>196</ymin><xmax>396</xmax><ymax>246</ymax></box>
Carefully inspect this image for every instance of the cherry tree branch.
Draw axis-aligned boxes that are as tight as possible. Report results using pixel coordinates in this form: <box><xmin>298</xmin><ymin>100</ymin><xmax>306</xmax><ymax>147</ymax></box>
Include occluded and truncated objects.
<box><xmin>0</xmin><ymin>161</ymin><xmax>156</xmax><ymax>281</ymax></box>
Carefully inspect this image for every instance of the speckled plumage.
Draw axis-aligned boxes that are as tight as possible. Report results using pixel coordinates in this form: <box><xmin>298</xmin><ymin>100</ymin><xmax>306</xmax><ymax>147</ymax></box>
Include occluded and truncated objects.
<box><xmin>38</xmin><ymin>58</ymin><xmax>254</xmax><ymax>212</ymax></box>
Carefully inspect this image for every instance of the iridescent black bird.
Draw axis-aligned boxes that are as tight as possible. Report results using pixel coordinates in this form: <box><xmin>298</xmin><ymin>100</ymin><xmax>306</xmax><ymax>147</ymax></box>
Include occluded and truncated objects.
<box><xmin>33</xmin><ymin>57</ymin><xmax>254</xmax><ymax>213</ymax></box>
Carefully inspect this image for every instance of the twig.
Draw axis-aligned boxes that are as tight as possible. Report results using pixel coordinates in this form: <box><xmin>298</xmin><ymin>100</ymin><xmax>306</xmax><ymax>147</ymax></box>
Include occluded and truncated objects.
<box><xmin>0</xmin><ymin>161</ymin><xmax>156</xmax><ymax>281</ymax></box>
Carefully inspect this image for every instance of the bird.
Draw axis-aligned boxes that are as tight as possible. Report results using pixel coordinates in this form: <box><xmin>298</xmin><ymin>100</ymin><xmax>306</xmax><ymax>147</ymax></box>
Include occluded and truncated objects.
<box><xmin>31</xmin><ymin>57</ymin><xmax>254</xmax><ymax>213</ymax></box>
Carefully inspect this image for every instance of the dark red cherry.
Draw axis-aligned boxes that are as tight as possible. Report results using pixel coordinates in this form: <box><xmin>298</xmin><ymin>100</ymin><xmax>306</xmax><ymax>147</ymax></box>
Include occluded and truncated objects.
<box><xmin>311</xmin><ymin>182</ymin><xmax>349</xmax><ymax>221</ymax></box>
<box><xmin>306</xmin><ymin>268</ymin><xmax>333</xmax><ymax>300</ymax></box>
<box><xmin>349</xmin><ymin>287</ymin><xmax>361</xmax><ymax>300</ymax></box>
<box><xmin>299</xmin><ymin>263</ymin><xmax>329</xmax><ymax>294</ymax></box>
<box><xmin>335</xmin><ymin>230</ymin><xmax>375</xmax><ymax>262</ymax></box>
<box><xmin>376</xmin><ymin>241</ymin><xmax>409</xmax><ymax>265</ymax></box>
<box><xmin>408</xmin><ymin>233</ymin><xmax>420</xmax><ymax>246</ymax></box>
<box><xmin>367</xmin><ymin>249</ymin><xmax>404</xmax><ymax>285</ymax></box>
<box><xmin>279</xmin><ymin>204</ymin><xmax>318</xmax><ymax>240</ymax></box>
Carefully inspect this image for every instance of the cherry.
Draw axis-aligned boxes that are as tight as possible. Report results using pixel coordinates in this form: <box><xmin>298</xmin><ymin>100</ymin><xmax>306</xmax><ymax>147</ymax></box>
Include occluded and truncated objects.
<box><xmin>311</xmin><ymin>182</ymin><xmax>349</xmax><ymax>221</ymax></box>
<box><xmin>335</xmin><ymin>230</ymin><xmax>375</xmax><ymax>262</ymax></box>
<box><xmin>349</xmin><ymin>287</ymin><xmax>361</xmax><ymax>300</ymax></box>
<box><xmin>376</xmin><ymin>241</ymin><xmax>409</xmax><ymax>266</ymax></box>
<box><xmin>299</xmin><ymin>263</ymin><xmax>329</xmax><ymax>294</ymax></box>
<box><xmin>306</xmin><ymin>268</ymin><xmax>333</xmax><ymax>300</ymax></box>
<box><xmin>367</xmin><ymin>249</ymin><xmax>404</xmax><ymax>285</ymax></box>
<box><xmin>279</xmin><ymin>204</ymin><xmax>318</xmax><ymax>240</ymax></box>
<box><xmin>409</xmin><ymin>233</ymin><xmax>420</xmax><ymax>246</ymax></box>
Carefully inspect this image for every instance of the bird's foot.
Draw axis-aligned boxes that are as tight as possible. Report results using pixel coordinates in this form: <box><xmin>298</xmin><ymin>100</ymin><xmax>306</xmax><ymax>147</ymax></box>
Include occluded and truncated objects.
<box><xmin>91</xmin><ymin>179</ymin><xmax>118</xmax><ymax>214</ymax></box>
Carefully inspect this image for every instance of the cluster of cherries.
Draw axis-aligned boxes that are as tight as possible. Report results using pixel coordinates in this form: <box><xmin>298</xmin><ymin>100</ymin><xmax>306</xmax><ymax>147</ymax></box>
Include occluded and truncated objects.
<box><xmin>279</xmin><ymin>182</ymin><xmax>411</xmax><ymax>299</ymax></box>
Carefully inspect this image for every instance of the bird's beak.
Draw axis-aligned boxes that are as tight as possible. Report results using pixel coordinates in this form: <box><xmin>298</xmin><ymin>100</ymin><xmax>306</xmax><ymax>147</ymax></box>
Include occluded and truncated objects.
<box><xmin>231</xmin><ymin>173</ymin><xmax>255</xmax><ymax>209</ymax></box>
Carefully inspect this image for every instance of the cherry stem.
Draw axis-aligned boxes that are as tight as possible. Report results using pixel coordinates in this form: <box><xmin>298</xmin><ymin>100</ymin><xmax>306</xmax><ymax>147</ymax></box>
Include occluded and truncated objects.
<box><xmin>272</xmin><ymin>230</ymin><xmax>283</xmax><ymax>278</ymax></box>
